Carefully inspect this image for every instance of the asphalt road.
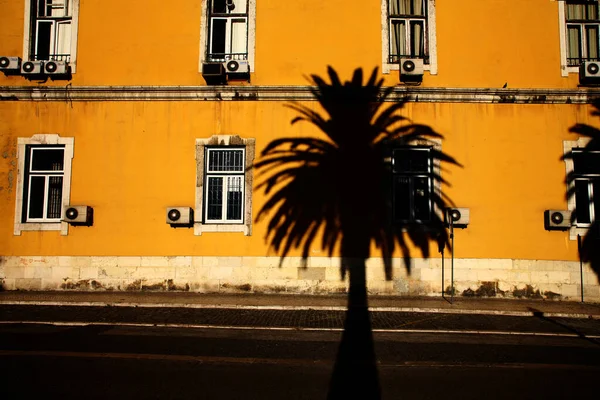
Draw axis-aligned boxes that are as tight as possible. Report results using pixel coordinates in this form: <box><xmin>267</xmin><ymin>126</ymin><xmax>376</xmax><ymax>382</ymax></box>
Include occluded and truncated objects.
<box><xmin>1</xmin><ymin>305</ymin><xmax>599</xmax><ymax>399</ymax></box>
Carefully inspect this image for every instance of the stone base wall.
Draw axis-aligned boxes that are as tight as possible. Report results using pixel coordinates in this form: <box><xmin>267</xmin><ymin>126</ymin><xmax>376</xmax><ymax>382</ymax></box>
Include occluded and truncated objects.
<box><xmin>1</xmin><ymin>256</ymin><xmax>598</xmax><ymax>302</ymax></box>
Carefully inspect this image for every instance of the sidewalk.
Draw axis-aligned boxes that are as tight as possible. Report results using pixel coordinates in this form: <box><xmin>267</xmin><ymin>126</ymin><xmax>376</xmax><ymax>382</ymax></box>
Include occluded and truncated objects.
<box><xmin>1</xmin><ymin>291</ymin><xmax>600</xmax><ymax>318</ymax></box>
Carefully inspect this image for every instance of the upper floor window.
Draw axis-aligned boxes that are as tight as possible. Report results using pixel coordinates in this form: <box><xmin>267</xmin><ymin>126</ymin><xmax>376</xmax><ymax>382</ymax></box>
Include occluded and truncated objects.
<box><xmin>565</xmin><ymin>1</ymin><xmax>600</xmax><ymax>66</ymax></box>
<box><xmin>382</xmin><ymin>0</ymin><xmax>437</xmax><ymax>75</ymax></box>
<box><xmin>388</xmin><ymin>0</ymin><xmax>429</xmax><ymax>64</ymax></box>
<box><xmin>23</xmin><ymin>0</ymin><xmax>80</xmax><ymax>71</ymax></box>
<box><xmin>392</xmin><ymin>147</ymin><xmax>433</xmax><ymax>223</ymax></box>
<box><xmin>207</xmin><ymin>0</ymin><xmax>248</xmax><ymax>62</ymax></box>
<box><xmin>571</xmin><ymin>148</ymin><xmax>600</xmax><ymax>226</ymax></box>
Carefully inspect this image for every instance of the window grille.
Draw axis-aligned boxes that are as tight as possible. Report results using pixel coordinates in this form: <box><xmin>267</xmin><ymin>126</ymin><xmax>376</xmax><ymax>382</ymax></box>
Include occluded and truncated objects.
<box><xmin>388</xmin><ymin>0</ymin><xmax>429</xmax><ymax>64</ymax></box>
<box><xmin>204</xmin><ymin>148</ymin><xmax>245</xmax><ymax>223</ymax></box>
<box><xmin>566</xmin><ymin>1</ymin><xmax>600</xmax><ymax>66</ymax></box>
<box><xmin>392</xmin><ymin>147</ymin><xmax>433</xmax><ymax>223</ymax></box>
<box><xmin>23</xmin><ymin>146</ymin><xmax>65</xmax><ymax>222</ymax></box>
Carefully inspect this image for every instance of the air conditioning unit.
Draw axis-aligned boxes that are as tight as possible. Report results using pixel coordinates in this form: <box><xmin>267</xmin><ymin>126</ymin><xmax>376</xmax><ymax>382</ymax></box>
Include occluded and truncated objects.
<box><xmin>21</xmin><ymin>60</ymin><xmax>43</xmax><ymax>75</ymax></box>
<box><xmin>400</xmin><ymin>58</ymin><xmax>424</xmax><ymax>83</ymax></box>
<box><xmin>166</xmin><ymin>207</ymin><xmax>194</xmax><ymax>227</ymax></box>
<box><xmin>579</xmin><ymin>61</ymin><xmax>600</xmax><ymax>85</ymax></box>
<box><xmin>44</xmin><ymin>60</ymin><xmax>69</xmax><ymax>75</ymax></box>
<box><xmin>202</xmin><ymin>62</ymin><xmax>226</xmax><ymax>85</ymax></box>
<box><xmin>445</xmin><ymin>207</ymin><xmax>470</xmax><ymax>228</ymax></box>
<box><xmin>544</xmin><ymin>210</ymin><xmax>571</xmax><ymax>231</ymax></box>
<box><xmin>0</xmin><ymin>56</ymin><xmax>21</xmax><ymax>72</ymax></box>
<box><xmin>223</xmin><ymin>59</ymin><xmax>249</xmax><ymax>76</ymax></box>
<box><xmin>63</xmin><ymin>205</ymin><xmax>94</xmax><ymax>226</ymax></box>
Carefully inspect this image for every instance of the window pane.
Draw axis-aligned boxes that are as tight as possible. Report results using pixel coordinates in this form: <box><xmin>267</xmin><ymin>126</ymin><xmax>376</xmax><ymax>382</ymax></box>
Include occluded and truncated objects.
<box><xmin>390</xmin><ymin>0</ymin><xmax>424</xmax><ymax>16</ymax></box>
<box><xmin>57</xmin><ymin>21</ymin><xmax>72</xmax><ymax>57</ymax></box>
<box><xmin>46</xmin><ymin>176</ymin><xmax>63</xmax><ymax>219</ymax></box>
<box><xmin>593</xmin><ymin>180</ymin><xmax>600</xmax><ymax>222</ymax></box>
<box><xmin>588</xmin><ymin>3</ymin><xmax>599</xmax><ymax>20</ymax></box>
<box><xmin>567</xmin><ymin>25</ymin><xmax>582</xmax><ymax>63</ymax></box>
<box><xmin>393</xmin><ymin>176</ymin><xmax>411</xmax><ymax>221</ymax></box>
<box><xmin>231</xmin><ymin>19</ymin><xmax>248</xmax><ymax>55</ymax></box>
<box><xmin>413</xmin><ymin>177</ymin><xmax>430</xmax><ymax>220</ymax></box>
<box><xmin>211</xmin><ymin>19</ymin><xmax>227</xmax><ymax>56</ymax></box>
<box><xmin>36</xmin><ymin>21</ymin><xmax>53</xmax><ymax>60</ymax></box>
<box><xmin>567</xmin><ymin>4</ymin><xmax>584</xmax><ymax>20</ymax></box>
<box><xmin>573</xmin><ymin>151</ymin><xmax>600</xmax><ymax>174</ymax></box>
<box><xmin>31</xmin><ymin>148</ymin><xmax>64</xmax><ymax>171</ymax></box>
<box><xmin>206</xmin><ymin>177</ymin><xmax>223</xmax><ymax>220</ymax></box>
<box><xmin>212</xmin><ymin>0</ymin><xmax>227</xmax><ymax>13</ymax></box>
<box><xmin>226</xmin><ymin>176</ymin><xmax>243</xmax><ymax>220</ymax></box>
<box><xmin>393</xmin><ymin>149</ymin><xmax>430</xmax><ymax>173</ymax></box>
<box><xmin>390</xmin><ymin>20</ymin><xmax>406</xmax><ymax>61</ymax></box>
<box><xmin>232</xmin><ymin>0</ymin><xmax>247</xmax><ymax>14</ymax></box>
<box><xmin>587</xmin><ymin>25</ymin><xmax>599</xmax><ymax>59</ymax></box>
<box><xmin>411</xmin><ymin>21</ymin><xmax>424</xmax><ymax>57</ymax></box>
<box><xmin>208</xmin><ymin>149</ymin><xmax>244</xmax><ymax>172</ymax></box>
<box><xmin>575</xmin><ymin>180</ymin><xmax>592</xmax><ymax>224</ymax></box>
<box><xmin>28</xmin><ymin>176</ymin><xmax>46</xmax><ymax>219</ymax></box>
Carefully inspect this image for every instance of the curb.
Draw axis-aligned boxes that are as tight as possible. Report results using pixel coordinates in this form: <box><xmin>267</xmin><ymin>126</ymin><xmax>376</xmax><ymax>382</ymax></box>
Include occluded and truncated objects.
<box><xmin>1</xmin><ymin>300</ymin><xmax>598</xmax><ymax>320</ymax></box>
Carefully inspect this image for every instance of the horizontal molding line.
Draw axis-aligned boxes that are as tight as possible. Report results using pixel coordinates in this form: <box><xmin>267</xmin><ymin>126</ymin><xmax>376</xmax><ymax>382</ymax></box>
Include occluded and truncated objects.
<box><xmin>2</xmin><ymin>85</ymin><xmax>600</xmax><ymax>104</ymax></box>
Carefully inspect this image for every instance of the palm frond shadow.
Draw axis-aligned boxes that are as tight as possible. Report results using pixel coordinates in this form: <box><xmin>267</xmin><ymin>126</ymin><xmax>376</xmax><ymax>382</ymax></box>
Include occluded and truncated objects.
<box><xmin>563</xmin><ymin>99</ymin><xmax>600</xmax><ymax>281</ymax></box>
<box><xmin>254</xmin><ymin>67</ymin><xmax>460</xmax><ymax>399</ymax></box>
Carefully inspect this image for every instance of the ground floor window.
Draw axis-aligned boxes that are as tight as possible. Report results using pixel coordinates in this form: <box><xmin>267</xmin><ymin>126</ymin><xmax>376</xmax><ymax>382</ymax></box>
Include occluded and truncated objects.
<box><xmin>392</xmin><ymin>146</ymin><xmax>433</xmax><ymax>223</ymax></box>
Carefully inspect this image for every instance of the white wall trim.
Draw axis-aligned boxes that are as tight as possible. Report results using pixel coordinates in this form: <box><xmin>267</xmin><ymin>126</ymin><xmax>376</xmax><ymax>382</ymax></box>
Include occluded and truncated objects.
<box><xmin>22</xmin><ymin>0</ymin><xmax>80</xmax><ymax>73</ymax></box>
<box><xmin>381</xmin><ymin>0</ymin><xmax>438</xmax><ymax>76</ymax></box>
<box><xmin>198</xmin><ymin>0</ymin><xmax>256</xmax><ymax>73</ymax></box>
<box><xmin>14</xmin><ymin>134</ymin><xmax>74</xmax><ymax>236</ymax></box>
<box><xmin>194</xmin><ymin>135</ymin><xmax>255</xmax><ymax>236</ymax></box>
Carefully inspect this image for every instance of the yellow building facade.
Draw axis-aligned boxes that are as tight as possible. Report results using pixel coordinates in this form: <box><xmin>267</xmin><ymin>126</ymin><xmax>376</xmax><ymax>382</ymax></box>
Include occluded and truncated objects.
<box><xmin>1</xmin><ymin>0</ymin><xmax>599</xmax><ymax>300</ymax></box>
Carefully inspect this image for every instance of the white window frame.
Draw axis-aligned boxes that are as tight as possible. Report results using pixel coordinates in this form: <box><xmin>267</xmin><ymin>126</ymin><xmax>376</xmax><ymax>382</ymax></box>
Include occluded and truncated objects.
<box><xmin>563</xmin><ymin>137</ymin><xmax>597</xmax><ymax>240</ymax></box>
<box><xmin>25</xmin><ymin>146</ymin><xmax>65</xmax><ymax>223</ymax></box>
<box><xmin>23</xmin><ymin>0</ymin><xmax>80</xmax><ymax>72</ymax></box>
<box><xmin>195</xmin><ymin>135</ymin><xmax>255</xmax><ymax>236</ymax></box>
<box><xmin>204</xmin><ymin>147</ymin><xmax>246</xmax><ymax>224</ymax></box>
<box><xmin>558</xmin><ymin>0</ymin><xmax>600</xmax><ymax>77</ymax></box>
<box><xmin>14</xmin><ymin>134</ymin><xmax>74</xmax><ymax>236</ymax></box>
<box><xmin>382</xmin><ymin>0</ymin><xmax>438</xmax><ymax>75</ymax></box>
<box><xmin>199</xmin><ymin>0</ymin><xmax>256</xmax><ymax>72</ymax></box>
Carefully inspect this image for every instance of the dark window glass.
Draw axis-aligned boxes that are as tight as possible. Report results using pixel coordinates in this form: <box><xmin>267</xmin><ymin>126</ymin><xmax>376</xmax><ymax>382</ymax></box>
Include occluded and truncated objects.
<box><xmin>31</xmin><ymin>149</ymin><xmax>64</xmax><ymax>171</ymax></box>
<box><xmin>36</xmin><ymin>21</ymin><xmax>52</xmax><ymax>60</ymax></box>
<box><xmin>28</xmin><ymin>176</ymin><xmax>46</xmax><ymax>219</ymax></box>
<box><xmin>573</xmin><ymin>151</ymin><xmax>600</xmax><ymax>175</ymax></box>
<box><xmin>413</xmin><ymin>177</ymin><xmax>430</xmax><ymax>220</ymax></box>
<box><xmin>212</xmin><ymin>0</ymin><xmax>227</xmax><ymax>13</ymax></box>
<box><xmin>575</xmin><ymin>179</ymin><xmax>592</xmax><ymax>224</ymax></box>
<box><xmin>393</xmin><ymin>176</ymin><xmax>411</xmax><ymax>221</ymax></box>
<box><xmin>208</xmin><ymin>149</ymin><xmax>244</xmax><ymax>172</ymax></box>
<box><xmin>211</xmin><ymin>19</ymin><xmax>227</xmax><ymax>56</ymax></box>
<box><xmin>393</xmin><ymin>149</ymin><xmax>429</xmax><ymax>173</ymax></box>
<box><xmin>207</xmin><ymin>177</ymin><xmax>223</xmax><ymax>220</ymax></box>
<box><xmin>47</xmin><ymin>176</ymin><xmax>63</xmax><ymax>219</ymax></box>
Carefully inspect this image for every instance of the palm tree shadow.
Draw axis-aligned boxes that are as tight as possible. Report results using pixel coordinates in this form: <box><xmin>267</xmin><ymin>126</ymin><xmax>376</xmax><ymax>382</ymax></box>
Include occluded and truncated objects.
<box><xmin>254</xmin><ymin>67</ymin><xmax>459</xmax><ymax>399</ymax></box>
<box><xmin>563</xmin><ymin>100</ymin><xmax>600</xmax><ymax>281</ymax></box>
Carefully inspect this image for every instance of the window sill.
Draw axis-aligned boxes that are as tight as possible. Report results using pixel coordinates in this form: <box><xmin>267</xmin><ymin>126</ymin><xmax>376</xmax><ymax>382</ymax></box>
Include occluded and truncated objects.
<box><xmin>14</xmin><ymin>222</ymin><xmax>68</xmax><ymax>236</ymax></box>
<box><xmin>194</xmin><ymin>222</ymin><xmax>251</xmax><ymax>236</ymax></box>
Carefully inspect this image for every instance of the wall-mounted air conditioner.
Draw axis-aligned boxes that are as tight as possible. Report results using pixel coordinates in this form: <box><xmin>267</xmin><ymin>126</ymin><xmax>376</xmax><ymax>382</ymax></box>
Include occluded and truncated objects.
<box><xmin>21</xmin><ymin>60</ymin><xmax>43</xmax><ymax>75</ymax></box>
<box><xmin>202</xmin><ymin>62</ymin><xmax>226</xmax><ymax>85</ymax></box>
<box><xmin>44</xmin><ymin>60</ymin><xmax>69</xmax><ymax>75</ymax></box>
<box><xmin>166</xmin><ymin>207</ymin><xmax>194</xmax><ymax>227</ymax></box>
<box><xmin>579</xmin><ymin>61</ymin><xmax>600</xmax><ymax>85</ymax></box>
<box><xmin>223</xmin><ymin>60</ymin><xmax>249</xmax><ymax>76</ymax></box>
<box><xmin>63</xmin><ymin>205</ymin><xmax>94</xmax><ymax>226</ymax></box>
<box><xmin>0</xmin><ymin>56</ymin><xmax>21</xmax><ymax>73</ymax></box>
<box><xmin>445</xmin><ymin>207</ymin><xmax>470</xmax><ymax>228</ymax></box>
<box><xmin>400</xmin><ymin>58</ymin><xmax>424</xmax><ymax>84</ymax></box>
<box><xmin>544</xmin><ymin>210</ymin><xmax>571</xmax><ymax>231</ymax></box>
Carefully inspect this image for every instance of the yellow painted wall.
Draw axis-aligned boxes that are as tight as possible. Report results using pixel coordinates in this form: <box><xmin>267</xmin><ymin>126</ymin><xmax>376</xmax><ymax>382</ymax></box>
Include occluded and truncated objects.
<box><xmin>0</xmin><ymin>0</ymin><xmax>582</xmax><ymax>87</ymax></box>
<box><xmin>0</xmin><ymin>99</ymin><xmax>593</xmax><ymax>261</ymax></box>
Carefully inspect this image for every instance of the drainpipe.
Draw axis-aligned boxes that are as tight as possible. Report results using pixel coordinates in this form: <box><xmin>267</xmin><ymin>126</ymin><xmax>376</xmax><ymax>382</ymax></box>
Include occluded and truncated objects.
<box><xmin>578</xmin><ymin>234</ymin><xmax>584</xmax><ymax>303</ymax></box>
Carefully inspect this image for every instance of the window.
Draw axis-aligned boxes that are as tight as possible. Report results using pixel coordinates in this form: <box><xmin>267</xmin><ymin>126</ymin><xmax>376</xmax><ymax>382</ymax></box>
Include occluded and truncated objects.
<box><xmin>559</xmin><ymin>1</ymin><xmax>600</xmax><ymax>75</ymax></box>
<box><xmin>571</xmin><ymin>148</ymin><xmax>600</xmax><ymax>226</ymax></box>
<box><xmin>392</xmin><ymin>147</ymin><xmax>433</xmax><ymax>223</ymax></box>
<box><xmin>199</xmin><ymin>0</ymin><xmax>256</xmax><ymax>71</ymax></box>
<box><xmin>195</xmin><ymin>135</ymin><xmax>255</xmax><ymax>235</ymax></box>
<box><xmin>23</xmin><ymin>1</ymin><xmax>80</xmax><ymax>71</ymax></box>
<box><xmin>204</xmin><ymin>148</ymin><xmax>245</xmax><ymax>223</ymax></box>
<box><xmin>14</xmin><ymin>134</ymin><xmax>74</xmax><ymax>236</ymax></box>
<box><xmin>382</xmin><ymin>0</ymin><xmax>437</xmax><ymax>74</ymax></box>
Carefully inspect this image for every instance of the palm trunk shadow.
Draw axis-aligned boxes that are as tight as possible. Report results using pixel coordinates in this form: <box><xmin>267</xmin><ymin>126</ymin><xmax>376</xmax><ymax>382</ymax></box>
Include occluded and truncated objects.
<box><xmin>327</xmin><ymin>259</ymin><xmax>381</xmax><ymax>400</ymax></box>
